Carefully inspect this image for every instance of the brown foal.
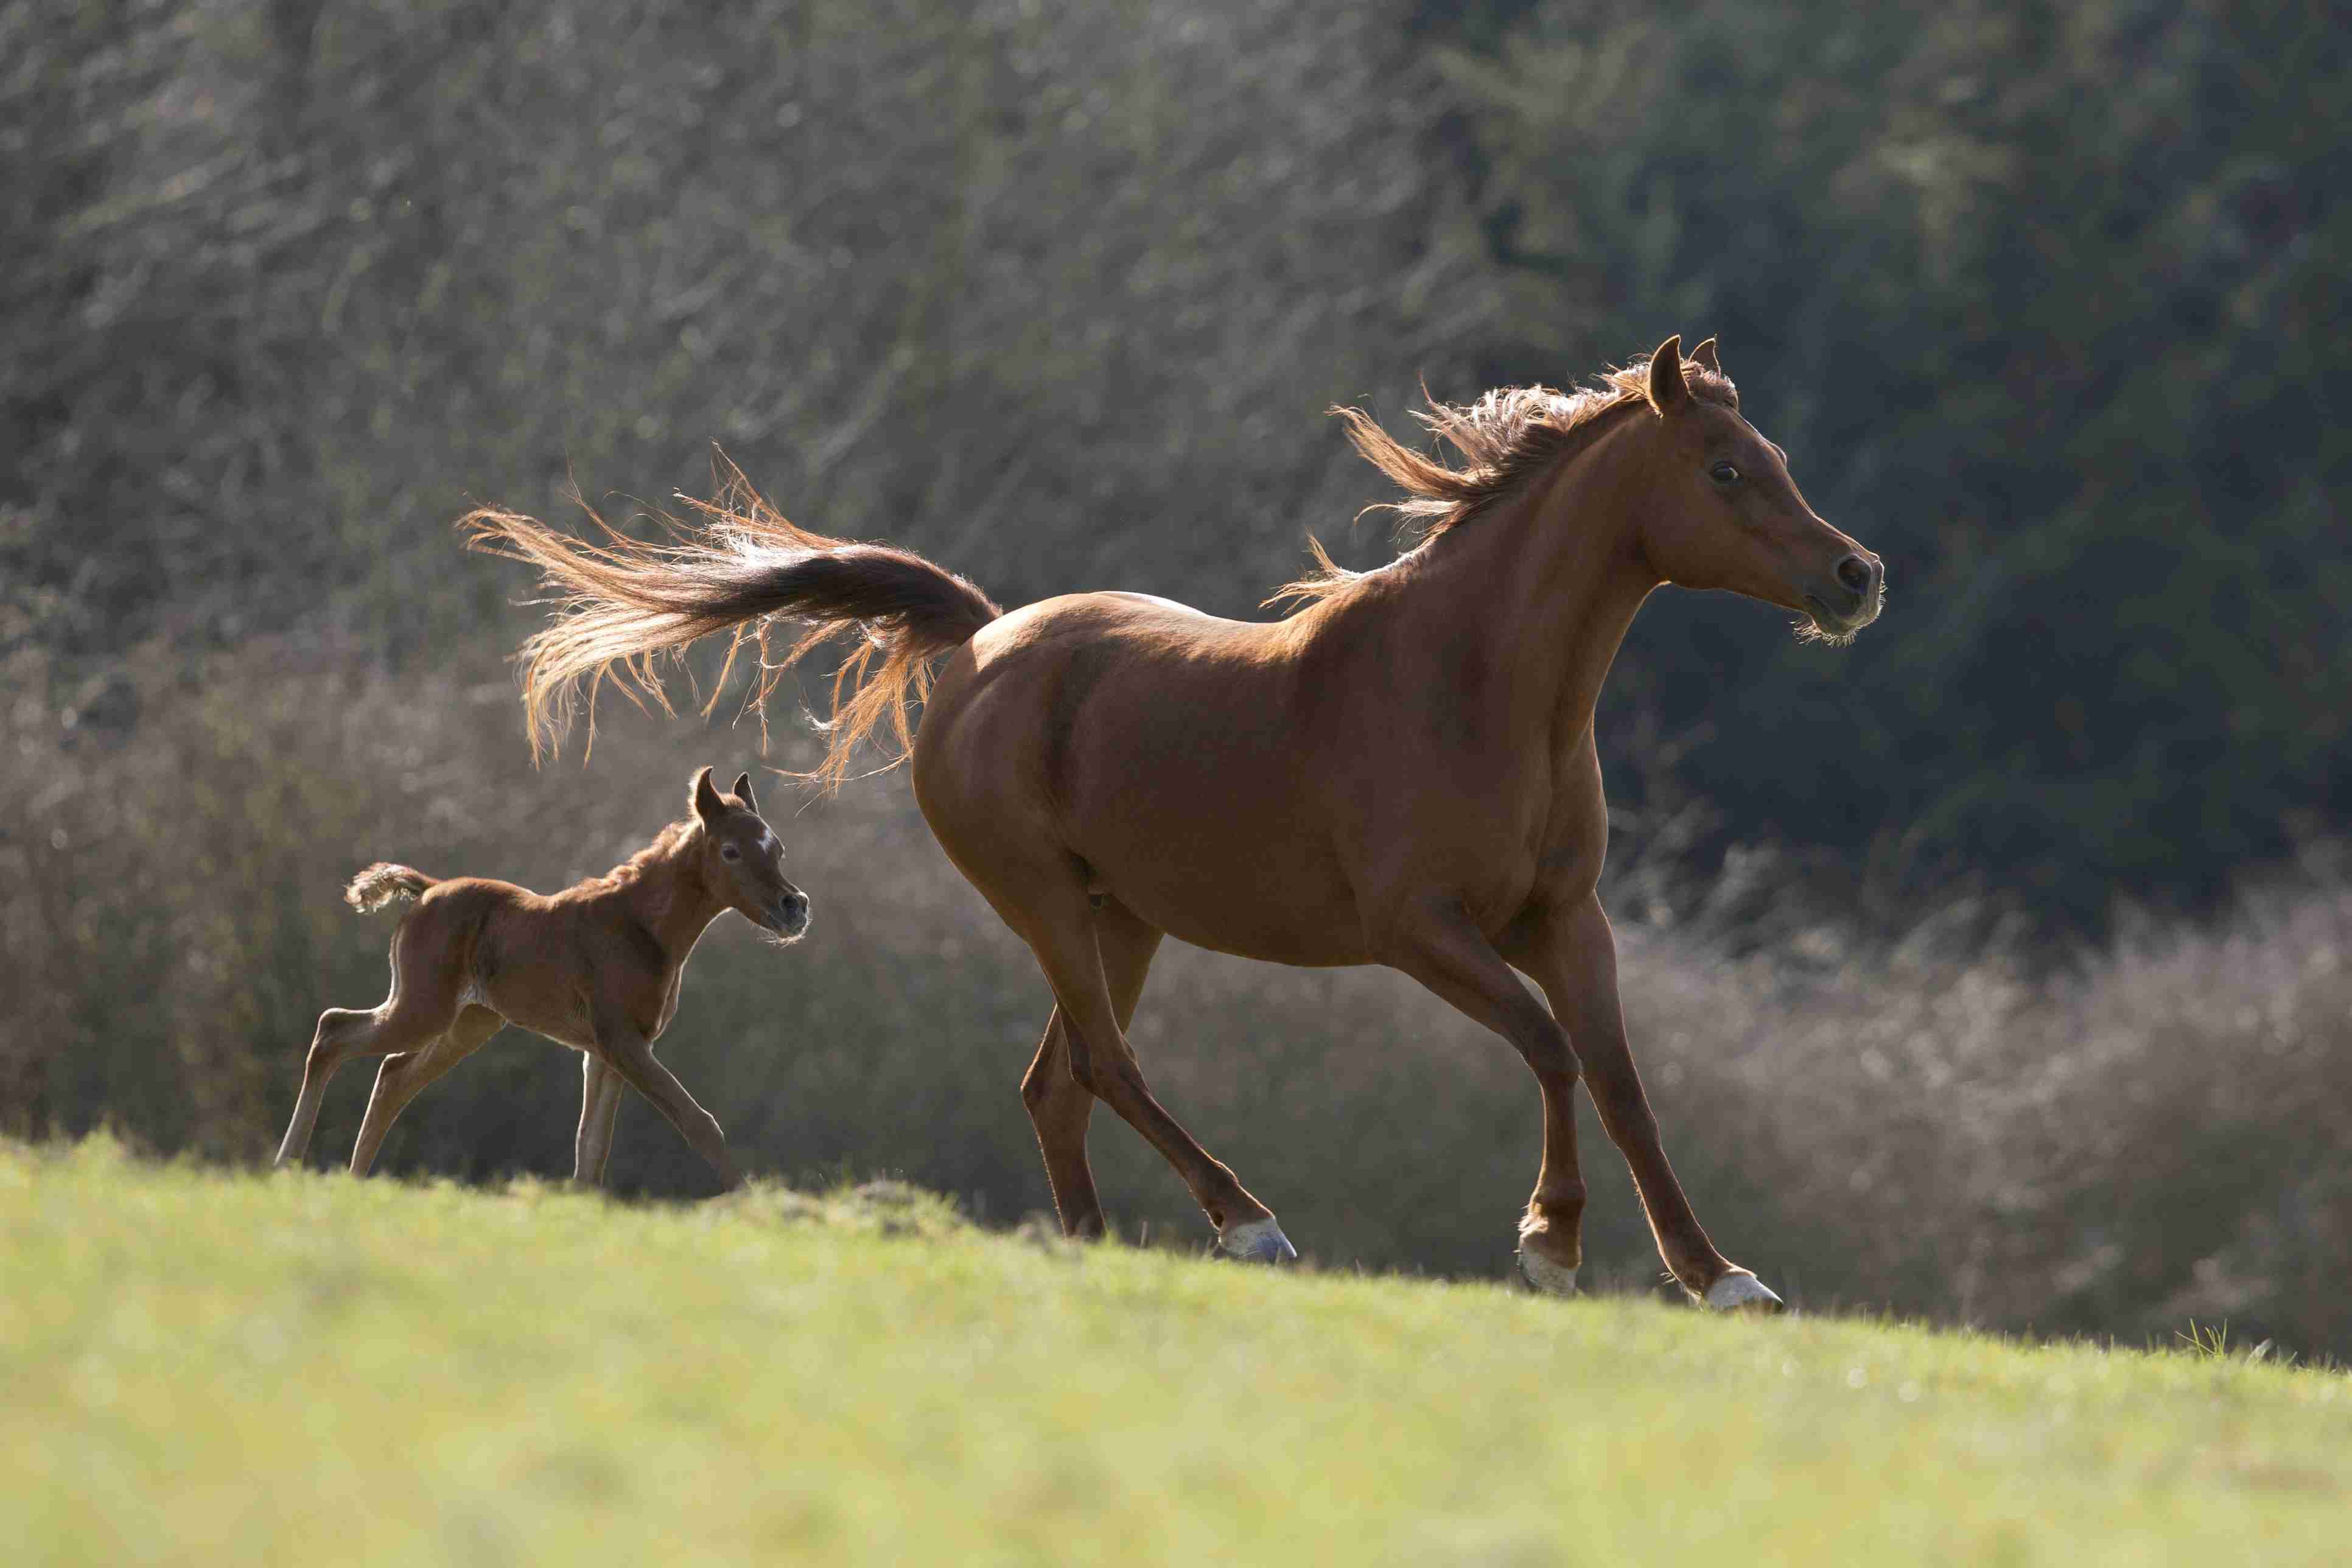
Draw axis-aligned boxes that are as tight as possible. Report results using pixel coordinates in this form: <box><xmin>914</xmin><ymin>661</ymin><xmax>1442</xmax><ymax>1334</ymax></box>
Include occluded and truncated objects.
<box><xmin>273</xmin><ymin>767</ymin><xmax>810</xmax><ymax>1186</ymax></box>
<box><xmin>467</xmin><ymin>338</ymin><xmax>1882</xmax><ymax>1307</ymax></box>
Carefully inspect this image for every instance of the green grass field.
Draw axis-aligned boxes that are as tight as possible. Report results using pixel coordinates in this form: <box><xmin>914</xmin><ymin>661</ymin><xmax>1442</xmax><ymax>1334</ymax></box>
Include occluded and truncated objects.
<box><xmin>5</xmin><ymin>1139</ymin><xmax>2345</xmax><ymax>1565</ymax></box>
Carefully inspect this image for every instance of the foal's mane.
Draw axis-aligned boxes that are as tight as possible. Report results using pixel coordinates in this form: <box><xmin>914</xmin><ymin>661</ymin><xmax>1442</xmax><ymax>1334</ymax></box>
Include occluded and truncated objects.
<box><xmin>590</xmin><ymin>817</ymin><xmax>699</xmax><ymax>892</ymax></box>
<box><xmin>1274</xmin><ymin>354</ymin><xmax>1738</xmax><ymax>609</ymax></box>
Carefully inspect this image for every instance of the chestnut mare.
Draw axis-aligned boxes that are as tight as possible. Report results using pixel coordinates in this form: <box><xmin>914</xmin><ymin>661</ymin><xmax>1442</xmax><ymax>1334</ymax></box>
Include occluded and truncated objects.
<box><xmin>274</xmin><ymin>767</ymin><xmax>811</xmax><ymax>1187</ymax></box>
<box><xmin>466</xmin><ymin>338</ymin><xmax>1882</xmax><ymax>1307</ymax></box>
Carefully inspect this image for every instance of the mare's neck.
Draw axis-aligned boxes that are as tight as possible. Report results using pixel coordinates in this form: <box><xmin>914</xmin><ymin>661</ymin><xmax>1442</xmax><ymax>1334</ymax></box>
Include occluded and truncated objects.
<box><xmin>1394</xmin><ymin>416</ymin><xmax>1661</xmax><ymax>760</ymax></box>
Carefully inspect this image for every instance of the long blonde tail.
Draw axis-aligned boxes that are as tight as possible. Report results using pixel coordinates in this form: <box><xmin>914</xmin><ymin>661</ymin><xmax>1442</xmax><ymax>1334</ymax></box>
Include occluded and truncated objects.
<box><xmin>461</xmin><ymin>459</ymin><xmax>1001</xmax><ymax>787</ymax></box>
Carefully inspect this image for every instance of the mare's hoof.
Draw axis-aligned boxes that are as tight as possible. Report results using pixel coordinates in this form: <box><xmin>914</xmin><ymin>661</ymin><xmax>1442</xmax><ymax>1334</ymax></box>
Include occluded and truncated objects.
<box><xmin>1516</xmin><ymin>1248</ymin><xmax>1580</xmax><ymax>1297</ymax></box>
<box><xmin>1218</xmin><ymin>1217</ymin><xmax>1298</xmax><ymax>1264</ymax></box>
<box><xmin>1700</xmin><ymin>1272</ymin><xmax>1785</xmax><ymax>1313</ymax></box>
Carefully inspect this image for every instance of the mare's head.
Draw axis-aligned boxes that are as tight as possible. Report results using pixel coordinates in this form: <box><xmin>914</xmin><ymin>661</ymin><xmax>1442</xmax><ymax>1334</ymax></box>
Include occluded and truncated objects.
<box><xmin>1626</xmin><ymin>335</ymin><xmax>1883</xmax><ymax>643</ymax></box>
<box><xmin>690</xmin><ymin>766</ymin><xmax>811</xmax><ymax>942</ymax></box>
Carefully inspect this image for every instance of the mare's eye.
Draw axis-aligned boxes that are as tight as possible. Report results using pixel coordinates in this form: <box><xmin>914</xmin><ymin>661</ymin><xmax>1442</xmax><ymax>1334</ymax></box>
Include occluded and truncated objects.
<box><xmin>1710</xmin><ymin>462</ymin><xmax>1740</xmax><ymax>485</ymax></box>
<box><xmin>719</xmin><ymin>844</ymin><xmax>741</xmax><ymax>861</ymax></box>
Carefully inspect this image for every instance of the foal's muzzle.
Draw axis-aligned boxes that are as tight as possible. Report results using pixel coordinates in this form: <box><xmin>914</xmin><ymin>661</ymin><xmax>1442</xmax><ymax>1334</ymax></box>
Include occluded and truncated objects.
<box><xmin>772</xmin><ymin>891</ymin><xmax>812</xmax><ymax>940</ymax></box>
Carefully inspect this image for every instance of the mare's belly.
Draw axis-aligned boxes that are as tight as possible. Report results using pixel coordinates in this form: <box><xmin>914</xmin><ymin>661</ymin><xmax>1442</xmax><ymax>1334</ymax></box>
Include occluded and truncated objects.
<box><xmin>1071</xmin><ymin>759</ymin><xmax>1372</xmax><ymax>967</ymax></box>
<box><xmin>1138</xmin><ymin>889</ymin><xmax>1374</xmax><ymax>968</ymax></box>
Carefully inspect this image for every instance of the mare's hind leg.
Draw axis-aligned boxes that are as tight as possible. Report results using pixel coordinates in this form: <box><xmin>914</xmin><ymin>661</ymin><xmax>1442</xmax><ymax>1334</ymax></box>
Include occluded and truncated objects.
<box><xmin>349</xmin><ymin>1007</ymin><xmax>503</xmax><ymax>1177</ymax></box>
<box><xmin>1020</xmin><ymin>898</ymin><xmax>1163</xmax><ymax>1238</ymax></box>
<box><xmin>1013</xmin><ymin>884</ymin><xmax>1290</xmax><ymax>1261</ymax></box>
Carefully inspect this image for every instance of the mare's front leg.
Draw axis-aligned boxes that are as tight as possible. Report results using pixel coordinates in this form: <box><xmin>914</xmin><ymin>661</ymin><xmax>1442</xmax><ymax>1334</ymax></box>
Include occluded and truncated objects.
<box><xmin>1378</xmin><ymin>897</ymin><xmax>1594</xmax><ymax>1296</ymax></box>
<box><xmin>590</xmin><ymin>1005</ymin><xmax>744</xmax><ymax>1192</ymax></box>
<box><xmin>1503</xmin><ymin>894</ymin><xmax>1780</xmax><ymax>1310</ymax></box>
<box><xmin>573</xmin><ymin>1054</ymin><xmax>626</xmax><ymax>1185</ymax></box>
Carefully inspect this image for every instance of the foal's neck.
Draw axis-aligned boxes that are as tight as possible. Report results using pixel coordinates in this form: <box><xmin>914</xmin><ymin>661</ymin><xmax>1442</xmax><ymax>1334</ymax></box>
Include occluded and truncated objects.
<box><xmin>615</xmin><ymin>827</ymin><xmax>729</xmax><ymax>963</ymax></box>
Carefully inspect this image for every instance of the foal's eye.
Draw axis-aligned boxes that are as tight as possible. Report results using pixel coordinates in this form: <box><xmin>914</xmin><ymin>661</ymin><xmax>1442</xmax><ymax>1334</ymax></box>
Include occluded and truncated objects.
<box><xmin>1709</xmin><ymin>462</ymin><xmax>1740</xmax><ymax>485</ymax></box>
<box><xmin>719</xmin><ymin>844</ymin><xmax>741</xmax><ymax>861</ymax></box>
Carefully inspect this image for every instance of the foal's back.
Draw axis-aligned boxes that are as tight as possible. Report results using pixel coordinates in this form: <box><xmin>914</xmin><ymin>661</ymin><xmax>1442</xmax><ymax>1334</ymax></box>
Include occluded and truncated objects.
<box><xmin>389</xmin><ymin>874</ymin><xmax>632</xmax><ymax>1050</ymax></box>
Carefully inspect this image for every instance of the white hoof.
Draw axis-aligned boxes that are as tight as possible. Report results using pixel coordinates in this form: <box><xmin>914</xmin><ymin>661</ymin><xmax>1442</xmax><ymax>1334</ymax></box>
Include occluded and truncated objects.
<box><xmin>1217</xmin><ymin>1217</ymin><xmax>1298</xmax><ymax>1264</ymax></box>
<box><xmin>1701</xmin><ymin>1272</ymin><xmax>1785</xmax><ymax>1312</ymax></box>
<box><xmin>1516</xmin><ymin>1249</ymin><xmax>1579</xmax><ymax>1297</ymax></box>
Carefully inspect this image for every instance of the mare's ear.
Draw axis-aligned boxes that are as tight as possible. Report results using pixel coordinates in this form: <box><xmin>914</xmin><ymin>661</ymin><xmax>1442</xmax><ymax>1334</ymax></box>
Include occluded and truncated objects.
<box><xmin>1689</xmin><ymin>337</ymin><xmax>1721</xmax><ymax>376</ymax></box>
<box><xmin>691</xmin><ymin>766</ymin><xmax>726</xmax><ymax>824</ymax></box>
<box><xmin>732</xmin><ymin>771</ymin><xmax>757</xmax><ymax>811</ymax></box>
<box><xmin>1645</xmin><ymin>335</ymin><xmax>1689</xmax><ymax>413</ymax></box>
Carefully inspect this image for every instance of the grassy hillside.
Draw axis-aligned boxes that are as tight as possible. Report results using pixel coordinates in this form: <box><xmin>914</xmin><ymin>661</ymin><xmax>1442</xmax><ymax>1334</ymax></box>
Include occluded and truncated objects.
<box><xmin>6</xmin><ymin>1140</ymin><xmax>2346</xmax><ymax>1564</ymax></box>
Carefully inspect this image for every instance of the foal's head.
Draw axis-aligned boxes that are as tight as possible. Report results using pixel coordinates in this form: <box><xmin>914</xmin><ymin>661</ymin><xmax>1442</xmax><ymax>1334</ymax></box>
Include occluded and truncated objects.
<box><xmin>690</xmin><ymin>766</ymin><xmax>811</xmax><ymax>942</ymax></box>
<box><xmin>1625</xmin><ymin>335</ymin><xmax>1885</xmax><ymax>645</ymax></box>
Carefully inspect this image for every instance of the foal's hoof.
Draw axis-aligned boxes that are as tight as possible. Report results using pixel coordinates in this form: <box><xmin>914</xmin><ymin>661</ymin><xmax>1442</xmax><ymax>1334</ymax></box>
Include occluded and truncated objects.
<box><xmin>1699</xmin><ymin>1272</ymin><xmax>1785</xmax><ymax>1313</ymax></box>
<box><xmin>1516</xmin><ymin>1249</ymin><xmax>1580</xmax><ymax>1297</ymax></box>
<box><xmin>1217</xmin><ymin>1217</ymin><xmax>1298</xmax><ymax>1264</ymax></box>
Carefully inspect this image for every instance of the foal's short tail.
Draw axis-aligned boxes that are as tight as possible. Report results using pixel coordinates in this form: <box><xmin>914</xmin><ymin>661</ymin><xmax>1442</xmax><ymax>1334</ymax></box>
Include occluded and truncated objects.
<box><xmin>460</xmin><ymin>455</ymin><xmax>1002</xmax><ymax>789</ymax></box>
<box><xmin>346</xmin><ymin>864</ymin><xmax>439</xmax><ymax>913</ymax></box>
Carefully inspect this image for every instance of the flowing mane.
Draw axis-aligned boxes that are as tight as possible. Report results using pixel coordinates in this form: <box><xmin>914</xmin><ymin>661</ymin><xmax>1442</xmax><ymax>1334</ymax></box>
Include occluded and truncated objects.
<box><xmin>1273</xmin><ymin>353</ymin><xmax>1739</xmax><ymax>609</ymax></box>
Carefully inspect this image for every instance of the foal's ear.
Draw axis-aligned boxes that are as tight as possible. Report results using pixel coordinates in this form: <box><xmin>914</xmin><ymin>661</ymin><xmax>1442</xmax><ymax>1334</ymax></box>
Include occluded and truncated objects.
<box><xmin>731</xmin><ymin>771</ymin><xmax>757</xmax><ymax>811</ymax></box>
<box><xmin>1645</xmin><ymin>335</ymin><xmax>1690</xmax><ymax>413</ymax></box>
<box><xmin>1689</xmin><ymin>337</ymin><xmax>1721</xmax><ymax>376</ymax></box>
<box><xmin>691</xmin><ymin>766</ymin><xmax>726</xmax><ymax>824</ymax></box>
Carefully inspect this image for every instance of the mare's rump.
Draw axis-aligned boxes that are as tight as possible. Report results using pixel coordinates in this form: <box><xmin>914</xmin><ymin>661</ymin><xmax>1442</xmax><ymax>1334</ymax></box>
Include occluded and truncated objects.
<box><xmin>916</xmin><ymin>596</ymin><xmax>1366</xmax><ymax>966</ymax></box>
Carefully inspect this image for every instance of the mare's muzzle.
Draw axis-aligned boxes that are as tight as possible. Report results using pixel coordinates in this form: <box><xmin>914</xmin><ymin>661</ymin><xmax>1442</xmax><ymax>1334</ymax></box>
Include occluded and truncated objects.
<box><xmin>1807</xmin><ymin>551</ymin><xmax>1885</xmax><ymax>635</ymax></box>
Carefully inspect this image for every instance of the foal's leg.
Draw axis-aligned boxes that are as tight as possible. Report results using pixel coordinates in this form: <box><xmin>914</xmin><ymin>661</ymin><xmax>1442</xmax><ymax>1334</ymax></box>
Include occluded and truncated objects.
<box><xmin>590</xmin><ymin>1066</ymin><xmax>623</xmax><ymax>1183</ymax></box>
<box><xmin>590</xmin><ymin>1009</ymin><xmax>744</xmax><ymax>1192</ymax></box>
<box><xmin>573</xmin><ymin>1054</ymin><xmax>626</xmax><ymax>1185</ymax></box>
<box><xmin>1506</xmin><ymin>895</ymin><xmax>1779</xmax><ymax>1309</ymax></box>
<box><xmin>1017</xmin><ymin>888</ymin><xmax>1289</xmax><ymax>1260</ymax></box>
<box><xmin>276</xmin><ymin>924</ymin><xmax>463</xmax><ymax>1169</ymax></box>
<box><xmin>349</xmin><ymin>1007</ymin><xmax>503</xmax><ymax>1177</ymax></box>
<box><xmin>276</xmin><ymin>1008</ymin><xmax>376</xmax><ymax>1167</ymax></box>
<box><xmin>1019</xmin><ymin>899</ymin><xmax>1163</xmax><ymax>1238</ymax></box>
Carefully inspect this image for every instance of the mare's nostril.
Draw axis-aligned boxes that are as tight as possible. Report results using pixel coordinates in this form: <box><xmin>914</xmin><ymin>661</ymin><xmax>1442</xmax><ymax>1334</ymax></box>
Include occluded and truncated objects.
<box><xmin>1835</xmin><ymin>555</ymin><xmax>1875</xmax><ymax>597</ymax></box>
